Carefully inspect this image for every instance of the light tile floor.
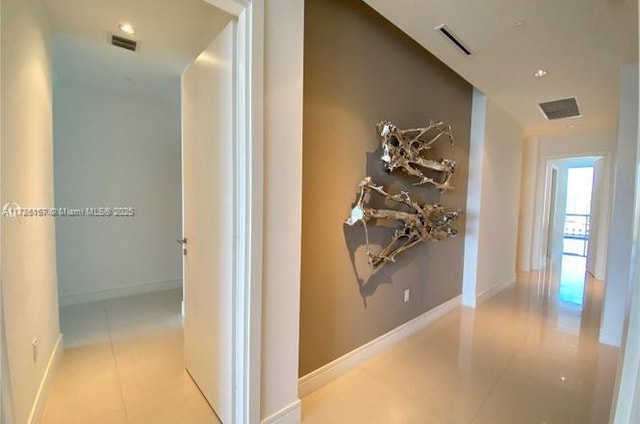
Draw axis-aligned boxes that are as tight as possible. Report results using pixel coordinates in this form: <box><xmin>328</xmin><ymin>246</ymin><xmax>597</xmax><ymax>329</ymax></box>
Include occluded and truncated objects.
<box><xmin>302</xmin><ymin>256</ymin><xmax>620</xmax><ymax>424</ymax></box>
<box><xmin>41</xmin><ymin>288</ymin><xmax>220</xmax><ymax>424</ymax></box>
<box><xmin>42</xmin><ymin>257</ymin><xmax>619</xmax><ymax>424</ymax></box>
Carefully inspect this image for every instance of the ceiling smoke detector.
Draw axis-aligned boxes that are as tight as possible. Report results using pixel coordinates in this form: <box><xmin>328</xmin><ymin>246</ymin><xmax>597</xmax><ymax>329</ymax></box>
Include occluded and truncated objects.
<box><xmin>539</xmin><ymin>97</ymin><xmax>581</xmax><ymax>120</ymax></box>
<box><xmin>435</xmin><ymin>24</ymin><xmax>473</xmax><ymax>57</ymax></box>
<box><xmin>110</xmin><ymin>34</ymin><xmax>138</xmax><ymax>52</ymax></box>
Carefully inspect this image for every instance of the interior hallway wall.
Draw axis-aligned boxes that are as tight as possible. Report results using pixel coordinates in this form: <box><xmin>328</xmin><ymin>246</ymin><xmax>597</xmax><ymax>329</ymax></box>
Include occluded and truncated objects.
<box><xmin>300</xmin><ymin>0</ymin><xmax>472</xmax><ymax>377</ymax></box>
<box><xmin>261</xmin><ymin>0</ymin><xmax>305</xmax><ymax>421</ymax></box>
<box><xmin>53</xmin><ymin>81</ymin><xmax>182</xmax><ymax>304</ymax></box>
<box><xmin>517</xmin><ymin>137</ymin><xmax>538</xmax><ymax>271</ymax></box>
<box><xmin>1</xmin><ymin>0</ymin><xmax>61</xmax><ymax>422</ymax></box>
<box><xmin>611</xmin><ymin>61</ymin><xmax>640</xmax><ymax>422</ymax></box>
<box><xmin>601</xmin><ymin>63</ymin><xmax>639</xmax><ymax>347</ymax></box>
<box><xmin>475</xmin><ymin>99</ymin><xmax>524</xmax><ymax>299</ymax></box>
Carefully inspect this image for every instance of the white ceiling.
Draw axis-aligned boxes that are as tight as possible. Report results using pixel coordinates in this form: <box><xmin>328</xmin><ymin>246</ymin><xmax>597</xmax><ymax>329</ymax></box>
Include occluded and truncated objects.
<box><xmin>363</xmin><ymin>0</ymin><xmax>638</xmax><ymax>137</ymax></box>
<box><xmin>43</xmin><ymin>0</ymin><xmax>637</xmax><ymax>133</ymax></box>
<box><xmin>43</xmin><ymin>0</ymin><xmax>232</xmax><ymax>101</ymax></box>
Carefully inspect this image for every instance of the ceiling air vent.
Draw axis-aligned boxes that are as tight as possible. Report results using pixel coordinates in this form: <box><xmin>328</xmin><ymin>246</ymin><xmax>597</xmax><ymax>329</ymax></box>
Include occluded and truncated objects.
<box><xmin>435</xmin><ymin>24</ymin><xmax>473</xmax><ymax>57</ymax></box>
<box><xmin>111</xmin><ymin>34</ymin><xmax>137</xmax><ymax>52</ymax></box>
<box><xmin>539</xmin><ymin>97</ymin><xmax>581</xmax><ymax>120</ymax></box>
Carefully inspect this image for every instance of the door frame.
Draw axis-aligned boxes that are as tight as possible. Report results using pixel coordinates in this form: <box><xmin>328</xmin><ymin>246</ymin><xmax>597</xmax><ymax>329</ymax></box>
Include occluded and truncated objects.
<box><xmin>200</xmin><ymin>1</ymin><xmax>264</xmax><ymax>423</ymax></box>
<box><xmin>531</xmin><ymin>152</ymin><xmax>612</xmax><ymax>279</ymax></box>
<box><xmin>544</xmin><ymin>164</ymin><xmax>559</xmax><ymax>261</ymax></box>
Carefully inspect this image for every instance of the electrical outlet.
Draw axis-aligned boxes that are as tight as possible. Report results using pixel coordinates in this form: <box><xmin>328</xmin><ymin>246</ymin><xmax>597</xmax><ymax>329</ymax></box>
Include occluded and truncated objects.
<box><xmin>32</xmin><ymin>338</ymin><xmax>38</xmax><ymax>363</ymax></box>
<box><xmin>404</xmin><ymin>289</ymin><xmax>410</xmax><ymax>303</ymax></box>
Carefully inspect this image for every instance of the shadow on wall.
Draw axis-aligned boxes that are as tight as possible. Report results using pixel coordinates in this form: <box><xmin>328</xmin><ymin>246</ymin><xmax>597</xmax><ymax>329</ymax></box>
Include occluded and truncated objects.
<box><xmin>343</xmin><ymin>146</ymin><xmax>451</xmax><ymax>306</ymax></box>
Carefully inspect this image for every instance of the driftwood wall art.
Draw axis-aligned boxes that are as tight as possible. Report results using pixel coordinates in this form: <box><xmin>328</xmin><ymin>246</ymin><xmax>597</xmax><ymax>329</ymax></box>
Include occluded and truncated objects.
<box><xmin>346</xmin><ymin>121</ymin><xmax>462</xmax><ymax>270</ymax></box>
<box><xmin>377</xmin><ymin>120</ymin><xmax>456</xmax><ymax>192</ymax></box>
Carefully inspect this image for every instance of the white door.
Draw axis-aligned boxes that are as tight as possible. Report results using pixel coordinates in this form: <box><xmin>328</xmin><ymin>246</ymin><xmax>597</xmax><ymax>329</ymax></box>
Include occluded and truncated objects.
<box><xmin>586</xmin><ymin>161</ymin><xmax>601</xmax><ymax>276</ymax></box>
<box><xmin>182</xmin><ymin>21</ymin><xmax>234</xmax><ymax>423</ymax></box>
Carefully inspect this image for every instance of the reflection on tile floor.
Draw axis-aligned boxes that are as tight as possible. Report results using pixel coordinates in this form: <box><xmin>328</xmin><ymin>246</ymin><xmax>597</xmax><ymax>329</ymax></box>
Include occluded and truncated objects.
<box><xmin>41</xmin><ymin>288</ymin><xmax>220</xmax><ymax>424</ymax></box>
<box><xmin>302</xmin><ymin>263</ymin><xmax>620</xmax><ymax>424</ymax></box>
<box><xmin>42</xmin><ymin>261</ymin><xmax>618</xmax><ymax>424</ymax></box>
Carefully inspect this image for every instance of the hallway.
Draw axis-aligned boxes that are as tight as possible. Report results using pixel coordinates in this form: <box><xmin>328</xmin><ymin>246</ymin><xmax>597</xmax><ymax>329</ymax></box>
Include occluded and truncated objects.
<box><xmin>302</xmin><ymin>266</ymin><xmax>619</xmax><ymax>423</ymax></box>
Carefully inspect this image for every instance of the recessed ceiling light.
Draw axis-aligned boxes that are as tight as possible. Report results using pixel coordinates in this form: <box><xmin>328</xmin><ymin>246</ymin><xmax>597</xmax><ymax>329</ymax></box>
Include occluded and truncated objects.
<box><xmin>119</xmin><ymin>23</ymin><xmax>136</xmax><ymax>35</ymax></box>
<box><xmin>533</xmin><ymin>69</ymin><xmax>548</xmax><ymax>77</ymax></box>
<box><xmin>514</xmin><ymin>20</ymin><xmax>526</xmax><ymax>29</ymax></box>
<box><xmin>567</xmin><ymin>124</ymin><xmax>576</xmax><ymax>129</ymax></box>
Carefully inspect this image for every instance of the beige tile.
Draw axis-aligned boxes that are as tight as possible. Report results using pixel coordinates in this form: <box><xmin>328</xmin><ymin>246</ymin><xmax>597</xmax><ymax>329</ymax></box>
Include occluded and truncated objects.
<box><xmin>41</xmin><ymin>287</ymin><xmax>221</xmax><ymax>424</ymax></box>
<box><xmin>125</xmin><ymin>380</ymin><xmax>220</xmax><ymax>424</ymax></box>
<box><xmin>42</xmin><ymin>262</ymin><xmax>620</xmax><ymax>424</ymax></box>
<box><xmin>303</xmin><ymin>368</ymin><xmax>446</xmax><ymax>424</ymax></box>
<box><xmin>59</xmin><ymin>301</ymin><xmax>110</xmax><ymax>348</ymax></box>
<box><xmin>41</xmin><ymin>342</ymin><xmax>125</xmax><ymax>423</ymax></box>
<box><xmin>302</xmin><ymin>259</ymin><xmax>621</xmax><ymax>424</ymax></box>
<box><xmin>89</xmin><ymin>409</ymin><xmax>129</xmax><ymax>424</ymax></box>
<box><xmin>357</xmin><ymin>333</ymin><xmax>507</xmax><ymax>423</ymax></box>
<box><xmin>471</xmin><ymin>346</ymin><xmax>615</xmax><ymax>424</ymax></box>
<box><xmin>105</xmin><ymin>288</ymin><xmax>182</xmax><ymax>331</ymax></box>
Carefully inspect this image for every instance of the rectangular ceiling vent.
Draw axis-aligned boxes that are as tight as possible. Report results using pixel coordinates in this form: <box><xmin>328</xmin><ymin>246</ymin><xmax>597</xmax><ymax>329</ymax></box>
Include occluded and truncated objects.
<box><xmin>111</xmin><ymin>34</ymin><xmax>137</xmax><ymax>52</ymax></box>
<box><xmin>435</xmin><ymin>24</ymin><xmax>473</xmax><ymax>57</ymax></box>
<box><xmin>539</xmin><ymin>97</ymin><xmax>581</xmax><ymax>120</ymax></box>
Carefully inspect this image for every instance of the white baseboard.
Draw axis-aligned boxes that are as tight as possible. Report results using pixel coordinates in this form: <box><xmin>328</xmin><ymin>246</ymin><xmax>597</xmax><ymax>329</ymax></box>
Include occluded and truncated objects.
<box><xmin>475</xmin><ymin>274</ymin><xmax>516</xmax><ymax>306</ymax></box>
<box><xmin>261</xmin><ymin>400</ymin><xmax>301</xmax><ymax>424</ymax></box>
<box><xmin>599</xmin><ymin>327</ymin><xmax>622</xmax><ymax>347</ymax></box>
<box><xmin>28</xmin><ymin>334</ymin><xmax>63</xmax><ymax>424</ymax></box>
<box><xmin>298</xmin><ymin>295</ymin><xmax>462</xmax><ymax>398</ymax></box>
<box><xmin>59</xmin><ymin>278</ymin><xmax>182</xmax><ymax>306</ymax></box>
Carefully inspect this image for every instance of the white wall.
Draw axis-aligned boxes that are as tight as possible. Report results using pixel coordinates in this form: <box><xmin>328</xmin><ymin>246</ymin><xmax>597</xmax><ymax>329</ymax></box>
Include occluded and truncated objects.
<box><xmin>517</xmin><ymin>137</ymin><xmax>538</xmax><ymax>271</ymax></box>
<box><xmin>601</xmin><ymin>63</ymin><xmax>639</xmax><ymax>347</ymax></box>
<box><xmin>476</xmin><ymin>99</ymin><xmax>524</xmax><ymax>298</ymax></box>
<box><xmin>548</xmin><ymin>163</ymin><xmax>568</xmax><ymax>261</ymax></box>
<box><xmin>1</xmin><ymin>0</ymin><xmax>61</xmax><ymax>422</ymax></box>
<box><xmin>463</xmin><ymin>94</ymin><xmax>524</xmax><ymax>306</ymax></box>
<box><xmin>633</xmin><ymin>369</ymin><xmax>640</xmax><ymax>423</ymax></box>
<box><xmin>261</xmin><ymin>0</ymin><xmax>304</xmax><ymax>422</ymax></box>
<box><xmin>611</xmin><ymin>81</ymin><xmax>640</xmax><ymax>419</ymax></box>
<box><xmin>0</xmin><ymin>0</ymin><xmax>8</xmax><ymax>419</ymax></box>
<box><xmin>519</xmin><ymin>132</ymin><xmax>616</xmax><ymax>275</ymax></box>
<box><xmin>53</xmin><ymin>81</ymin><xmax>182</xmax><ymax>304</ymax></box>
<box><xmin>588</xmin><ymin>157</ymin><xmax>607</xmax><ymax>276</ymax></box>
<box><xmin>462</xmin><ymin>89</ymin><xmax>486</xmax><ymax>305</ymax></box>
<box><xmin>537</xmin><ymin>133</ymin><xmax>617</xmax><ymax>158</ymax></box>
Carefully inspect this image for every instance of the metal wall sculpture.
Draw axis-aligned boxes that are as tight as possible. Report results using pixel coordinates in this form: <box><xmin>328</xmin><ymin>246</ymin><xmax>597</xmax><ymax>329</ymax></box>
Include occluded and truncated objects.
<box><xmin>346</xmin><ymin>120</ymin><xmax>462</xmax><ymax>270</ymax></box>
<box><xmin>377</xmin><ymin>120</ymin><xmax>456</xmax><ymax>192</ymax></box>
<box><xmin>346</xmin><ymin>177</ymin><xmax>462</xmax><ymax>269</ymax></box>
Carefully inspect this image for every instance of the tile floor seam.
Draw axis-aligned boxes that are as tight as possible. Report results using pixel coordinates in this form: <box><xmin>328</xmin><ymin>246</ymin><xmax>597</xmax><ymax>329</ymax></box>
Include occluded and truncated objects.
<box><xmin>41</xmin><ymin>289</ymin><xmax>219</xmax><ymax>423</ymax></box>
<box><xmin>103</xmin><ymin>300</ymin><xmax>131</xmax><ymax>424</ymax></box>
<box><xmin>466</xmin><ymin>308</ymin><xmax>531</xmax><ymax>424</ymax></box>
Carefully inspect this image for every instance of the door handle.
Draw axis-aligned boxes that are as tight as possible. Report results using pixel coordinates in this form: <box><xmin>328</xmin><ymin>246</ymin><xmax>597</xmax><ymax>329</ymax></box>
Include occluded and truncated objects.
<box><xmin>178</xmin><ymin>237</ymin><xmax>188</xmax><ymax>256</ymax></box>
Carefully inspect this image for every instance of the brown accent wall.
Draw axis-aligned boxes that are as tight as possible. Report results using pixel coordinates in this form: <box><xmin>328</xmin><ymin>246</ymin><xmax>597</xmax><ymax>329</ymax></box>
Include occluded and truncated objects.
<box><xmin>300</xmin><ymin>0</ymin><xmax>473</xmax><ymax>376</ymax></box>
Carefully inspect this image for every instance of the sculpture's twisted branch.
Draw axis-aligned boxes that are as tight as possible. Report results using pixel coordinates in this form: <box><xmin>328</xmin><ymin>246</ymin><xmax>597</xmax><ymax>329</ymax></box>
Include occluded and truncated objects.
<box><xmin>377</xmin><ymin>121</ymin><xmax>456</xmax><ymax>191</ymax></box>
<box><xmin>346</xmin><ymin>177</ymin><xmax>461</xmax><ymax>270</ymax></box>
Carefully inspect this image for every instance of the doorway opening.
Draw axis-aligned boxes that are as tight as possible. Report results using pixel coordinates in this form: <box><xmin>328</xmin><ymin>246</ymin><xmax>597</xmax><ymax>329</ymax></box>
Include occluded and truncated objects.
<box><xmin>1</xmin><ymin>0</ymin><xmax>261</xmax><ymax>423</ymax></box>
<box><xmin>558</xmin><ymin>166</ymin><xmax>594</xmax><ymax>306</ymax></box>
<box><xmin>543</xmin><ymin>157</ymin><xmax>603</xmax><ymax>310</ymax></box>
<box><xmin>563</xmin><ymin>166</ymin><xmax>594</xmax><ymax>259</ymax></box>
